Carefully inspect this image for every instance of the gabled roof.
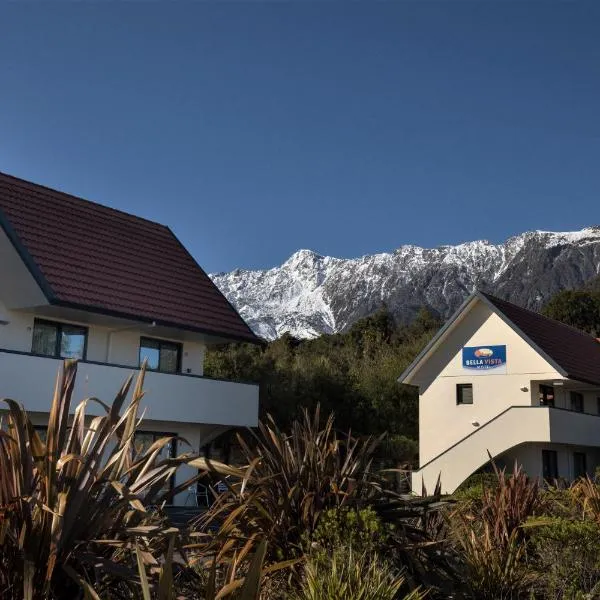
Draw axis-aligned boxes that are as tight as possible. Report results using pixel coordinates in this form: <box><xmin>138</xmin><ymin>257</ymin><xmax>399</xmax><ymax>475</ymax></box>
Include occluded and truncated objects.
<box><xmin>399</xmin><ymin>291</ymin><xmax>600</xmax><ymax>387</ymax></box>
<box><xmin>0</xmin><ymin>172</ymin><xmax>258</xmax><ymax>343</ymax></box>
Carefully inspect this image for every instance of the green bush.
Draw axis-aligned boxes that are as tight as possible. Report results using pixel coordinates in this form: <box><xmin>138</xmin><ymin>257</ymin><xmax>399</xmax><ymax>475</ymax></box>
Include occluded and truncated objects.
<box><xmin>529</xmin><ymin>517</ymin><xmax>600</xmax><ymax>598</ymax></box>
<box><xmin>309</xmin><ymin>507</ymin><xmax>387</xmax><ymax>556</ymax></box>
<box><xmin>291</xmin><ymin>548</ymin><xmax>424</xmax><ymax>600</ymax></box>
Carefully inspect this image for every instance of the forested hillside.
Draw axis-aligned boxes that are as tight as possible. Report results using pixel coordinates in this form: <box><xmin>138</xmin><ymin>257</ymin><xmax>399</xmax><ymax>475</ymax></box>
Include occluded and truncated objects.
<box><xmin>207</xmin><ymin>278</ymin><xmax>600</xmax><ymax>464</ymax></box>
<box><xmin>205</xmin><ymin>307</ymin><xmax>441</xmax><ymax>462</ymax></box>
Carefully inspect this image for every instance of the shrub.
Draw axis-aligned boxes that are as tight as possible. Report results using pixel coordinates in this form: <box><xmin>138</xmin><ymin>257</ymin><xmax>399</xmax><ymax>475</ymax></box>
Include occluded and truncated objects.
<box><xmin>528</xmin><ymin>517</ymin><xmax>600</xmax><ymax>598</ymax></box>
<box><xmin>194</xmin><ymin>406</ymin><xmax>383</xmax><ymax>564</ymax></box>
<box><xmin>309</xmin><ymin>506</ymin><xmax>386</xmax><ymax>556</ymax></box>
<box><xmin>291</xmin><ymin>548</ymin><xmax>424</xmax><ymax>600</ymax></box>
<box><xmin>451</xmin><ymin>461</ymin><xmax>541</xmax><ymax>599</ymax></box>
<box><xmin>0</xmin><ymin>360</ymin><xmax>247</xmax><ymax>600</ymax></box>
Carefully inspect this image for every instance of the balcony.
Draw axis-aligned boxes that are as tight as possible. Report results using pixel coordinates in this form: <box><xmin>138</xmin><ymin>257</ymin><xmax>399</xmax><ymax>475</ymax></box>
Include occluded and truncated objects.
<box><xmin>412</xmin><ymin>406</ymin><xmax>600</xmax><ymax>493</ymax></box>
<box><xmin>0</xmin><ymin>348</ymin><xmax>259</xmax><ymax>427</ymax></box>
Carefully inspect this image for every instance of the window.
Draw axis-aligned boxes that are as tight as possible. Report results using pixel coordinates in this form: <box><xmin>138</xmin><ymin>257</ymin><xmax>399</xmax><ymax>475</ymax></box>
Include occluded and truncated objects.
<box><xmin>597</xmin><ymin>397</ymin><xmax>600</xmax><ymax>415</ymax></box>
<box><xmin>570</xmin><ymin>392</ymin><xmax>584</xmax><ymax>413</ymax></box>
<box><xmin>139</xmin><ymin>337</ymin><xmax>182</xmax><ymax>374</ymax></box>
<box><xmin>539</xmin><ymin>384</ymin><xmax>555</xmax><ymax>407</ymax></box>
<box><xmin>574</xmin><ymin>452</ymin><xmax>587</xmax><ymax>479</ymax></box>
<box><xmin>134</xmin><ymin>431</ymin><xmax>177</xmax><ymax>495</ymax></box>
<box><xmin>457</xmin><ymin>383</ymin><xmax>473</xmax><ymax>405</ymax></box>
<box><xmin>31</xmin><ymin>319</ymin><xmax>87</xmax><ymax>360</ymax></box>
<box><xmin>542</xmin><ymin>450</ymin><xmax>558</xmax><ymax>480</ymax></box>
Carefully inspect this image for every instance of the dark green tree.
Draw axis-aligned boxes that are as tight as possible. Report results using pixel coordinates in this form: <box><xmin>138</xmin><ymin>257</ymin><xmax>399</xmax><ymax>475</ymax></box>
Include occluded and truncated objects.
<box><xmin>542</xmin><ymin>289</ymin><xmax>600</xmax><ymax>335</ymax></box>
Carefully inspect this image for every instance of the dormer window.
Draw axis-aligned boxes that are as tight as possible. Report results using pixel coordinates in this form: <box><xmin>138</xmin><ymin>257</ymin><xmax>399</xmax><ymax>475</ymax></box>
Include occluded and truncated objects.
<box><xmin>31</xmin><ymin>318</ymin><xmax>88</xmax><ymax>360</ymax></box>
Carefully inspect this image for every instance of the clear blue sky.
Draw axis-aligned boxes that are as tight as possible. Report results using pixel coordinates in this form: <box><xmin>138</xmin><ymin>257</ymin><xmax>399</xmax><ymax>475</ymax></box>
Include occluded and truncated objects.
<box><xmin>0</xmin><ymin>2</ymin><xmax>599</xmax><ymax>273</ymax></box>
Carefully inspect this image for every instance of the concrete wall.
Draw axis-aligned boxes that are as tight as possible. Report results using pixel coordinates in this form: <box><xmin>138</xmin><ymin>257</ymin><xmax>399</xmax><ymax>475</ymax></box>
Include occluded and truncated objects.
<box><xmin>414</xmin><ymin>300</ymin><xmax>563</xmax><ymax>464</ymax></box>
<box><xmin>0</xmin><ymin>350</ymin><xmax>258</xmax><ymax>426</ymax></box>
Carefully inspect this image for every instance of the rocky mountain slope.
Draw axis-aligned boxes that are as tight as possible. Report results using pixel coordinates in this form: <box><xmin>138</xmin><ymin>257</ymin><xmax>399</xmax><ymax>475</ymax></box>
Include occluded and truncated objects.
<box><xmin>211</xmin><ymin>227</ymin><xmax>600</xmax><ymax>340</ymax></box>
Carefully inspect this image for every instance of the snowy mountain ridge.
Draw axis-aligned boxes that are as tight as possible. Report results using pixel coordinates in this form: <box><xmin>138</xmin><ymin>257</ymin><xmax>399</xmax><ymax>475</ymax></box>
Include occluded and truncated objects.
<box><xmin>211</xmin><ymin>227</ymin><xmax>600</xmax><ymax>340</ymax></box>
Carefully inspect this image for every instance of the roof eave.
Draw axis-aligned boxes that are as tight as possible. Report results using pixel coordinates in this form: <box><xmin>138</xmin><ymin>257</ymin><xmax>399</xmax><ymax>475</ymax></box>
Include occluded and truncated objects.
<box><xmin>51</xmin><ymin>298</ymin><xmax>261</xmax><ymax>345</ymax></box>
<box><xmin>397</xmin><ymin>292</ymin><xmax>480</xmax><ymax>385</ymax></box>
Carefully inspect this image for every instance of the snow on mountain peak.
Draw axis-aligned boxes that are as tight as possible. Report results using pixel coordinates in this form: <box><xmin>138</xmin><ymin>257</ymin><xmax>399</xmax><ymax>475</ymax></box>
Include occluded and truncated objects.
<box><xmin>211</xmin><ymin>228</ymin><xmax>600</xmax><ymax>340</ymax></box>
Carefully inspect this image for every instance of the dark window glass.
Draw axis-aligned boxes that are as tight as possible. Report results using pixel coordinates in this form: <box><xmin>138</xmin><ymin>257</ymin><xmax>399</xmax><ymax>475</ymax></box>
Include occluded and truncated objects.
<box><xmin>542</xmin><ymin>450</ymin><xmax>558</xmax><ymax>480</ymax></box>
<box><xmin>596</xmin><ymin>397</ymin><xmax>600</xmax><ymax>415</ymax></box>
<box><xmin>31</xmin><ymin>319</ymin><xmax>87</xmax><ymax>360</ymax></box>
<box><xmin>134</xmin><ymin>431</ymin><xmax>176</xmax><ymax>495</ymax></box>
<box><xmin>570</xmin><ymin>392</ymin><xmax>584</xmax><ymax>413</ymax></box>
<box><xmin>574</xmin><ymin>452</ymin><xmax>587</xmax><ymax>479</ymax></box>
<box><xmin>34</xmin><ymin>425</ymin><xmax>47</xmax><ymax>443</ymax></box>
<box><xmin>457</xmin><ymin>383</ymin><xmax>473</xmax><ymax>405</ymax></box>
<box><xmin>139</xmin><ymin>337</ymin><xmax>182</xmax><ymax>374</ymax></box>
<box><xmin>539</xmin><ymin>384</ymin><xmax>555</xmax><ymax>407</ymax></box>
<box><xmin>32</xmin><ymin>321</ymin><xmax>58</xmax><ymax>356</ymax></box>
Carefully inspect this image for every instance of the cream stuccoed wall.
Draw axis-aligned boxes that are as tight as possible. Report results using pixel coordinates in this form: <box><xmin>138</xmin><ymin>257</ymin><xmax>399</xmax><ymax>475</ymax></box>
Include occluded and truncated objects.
<box><xmin>413</xmin><ymin>301</ymin><xmax>563</xmax><ymax>465</ymax></box>
<box><xmin>0</xmin><ymin>300</ymin><xmax>206</xmax><ymax>375</ymax></box>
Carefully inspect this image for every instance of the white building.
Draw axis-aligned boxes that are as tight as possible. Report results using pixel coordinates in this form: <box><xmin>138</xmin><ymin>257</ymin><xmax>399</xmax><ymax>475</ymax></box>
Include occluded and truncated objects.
<box><xmin>399</xmin><ymin>291</ymin><xmax>600</xmax><ymax>494</ymax></box>
<box><xmin>0</xmin><ymin>172</ymin><xmax>259</xmax><ymax>505</ymax></box>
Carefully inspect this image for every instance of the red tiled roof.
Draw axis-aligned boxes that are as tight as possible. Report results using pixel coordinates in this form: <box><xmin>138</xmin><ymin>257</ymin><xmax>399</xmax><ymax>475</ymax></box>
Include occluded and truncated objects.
<box><xmin>480</xmin><ymin>292</ymin><xmax>600</xmax><ymax>386</ymax></box>
<box><xmin>0</xmin><ymin>172</ymin><xmax>258</xmax><ymax>343</ymax></box>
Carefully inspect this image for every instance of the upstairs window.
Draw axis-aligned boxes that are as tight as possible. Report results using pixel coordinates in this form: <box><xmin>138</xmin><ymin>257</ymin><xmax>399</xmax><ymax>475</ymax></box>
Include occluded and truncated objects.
<box><xmin>456</xmin><ymin>383</ymin><xmax>473</xmax><ymax>405</ymax></box>
<box><xmin>570</xmin><ymin>392</ymin><xmax>584</xmax><ymax>413</ymax></box>
<box><xmin>139</xmin><ymin>337</ymin><xmax>182</xmax><ymax>374</ymax></box>
<box><xmin>31</xmin><ymin>319</ymin><xmax>88</xmax><ymax>360</ymax></box>
<box><xmin>539</xmin><ymin>384</ymin><xmax>555</xmax><ymax>407</ymax></box>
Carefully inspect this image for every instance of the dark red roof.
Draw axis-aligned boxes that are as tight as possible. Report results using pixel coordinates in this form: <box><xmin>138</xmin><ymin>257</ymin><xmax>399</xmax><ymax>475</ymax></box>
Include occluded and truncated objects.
<box><xmin>0</xmin><ymin>172</ymin><xmax>257</xmax><ymax>343</ymax></box>
<box><xmin>480</xmin><ymin>292</ymin><xmax>600</xmax><ymax>386</ymax></box>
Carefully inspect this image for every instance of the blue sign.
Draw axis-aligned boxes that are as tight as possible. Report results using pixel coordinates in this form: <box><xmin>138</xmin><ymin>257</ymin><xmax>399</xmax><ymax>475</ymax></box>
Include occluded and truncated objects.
<box><xmin>462</xmin><ymin>345</ymin><xmax>507</xmax><ymax>371</ymax></box>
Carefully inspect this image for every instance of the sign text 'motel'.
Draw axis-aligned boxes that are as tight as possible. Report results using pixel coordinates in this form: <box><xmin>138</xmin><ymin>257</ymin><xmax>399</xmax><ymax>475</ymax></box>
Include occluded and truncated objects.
<box><xmin>462</xmin><ymin>345</ymin><xmax>507</xmax><ymax>371</ymax></box>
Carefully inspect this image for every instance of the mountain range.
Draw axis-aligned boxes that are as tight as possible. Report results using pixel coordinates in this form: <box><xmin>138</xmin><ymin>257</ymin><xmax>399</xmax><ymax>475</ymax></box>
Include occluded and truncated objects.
<box><xmin>210</xmin><ymin>227</ymin><xmax>600</xmax><ymax>340</ymax></box>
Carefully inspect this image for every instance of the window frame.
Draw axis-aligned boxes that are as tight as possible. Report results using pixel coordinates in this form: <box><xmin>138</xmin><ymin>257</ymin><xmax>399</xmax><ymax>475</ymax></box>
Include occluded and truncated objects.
<box><xmin>542</xmin><ymin>449</ymin><xmax>559</xmax><ymax>480</ymax></box>
<box><xmin>456</xmin><ymin>383</ymin><xmax>473</xmax><ymax>405</ymax></box>
<box><xmin>31</xmin><ymin>318</ymin><xmax>89</xmax><ymax>360</ymax></box>
<box><xmin>573</xmin><ymin>451</ymin><xmax>587</xmax><ymax>480</ymax></box>
<box><xmin>139</xmin><ymin>336</ymin><xmax>183</xmax><ymax>374</ymax></box>
<box><xmin>570</xmin><ymin>391</ymin><xmax>584</xmax><ymax>413</ymax></box>
<box><xmin>133</xmin><ymin>430</ymin><xmax>177</xmax><ymax>494</ymax></box>
<box><xmin>539</xmin><ymin>384</ymin><xmax>555</xmax><ymax>407</ymax></box>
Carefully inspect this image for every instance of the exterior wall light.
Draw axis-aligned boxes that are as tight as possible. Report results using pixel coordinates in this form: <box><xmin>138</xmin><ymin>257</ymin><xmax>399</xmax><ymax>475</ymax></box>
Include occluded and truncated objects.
<box><xmin>520</xmin><ymin>386</ymin><xmax>529</xmax><ymax>392</ymax></box>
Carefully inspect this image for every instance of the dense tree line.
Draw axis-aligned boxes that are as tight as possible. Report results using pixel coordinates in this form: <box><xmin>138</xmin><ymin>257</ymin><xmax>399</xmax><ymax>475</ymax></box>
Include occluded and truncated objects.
<box><xmin>542</xmin><ymin>274</ymin><xmax>600</xmax><ymax>335</ymax></box>
<box><xmin>206</xmin><ymin>275</ymin><xmax>600</xmax><ymax>464</ymax></box>
<box><xmin>205</xmin><ymin>307</ymin><xmax>441</xmax><ymax>461</ymax></box>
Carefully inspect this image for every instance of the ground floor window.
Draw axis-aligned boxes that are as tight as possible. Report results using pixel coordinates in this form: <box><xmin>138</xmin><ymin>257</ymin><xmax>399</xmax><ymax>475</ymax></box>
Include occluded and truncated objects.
<box><xmin>542</xmin><ymin>449</ymin><xmax>558</xmax><ymax>480</ymax></box>
<box><xmin>573</xmin><ymin>452</ymin><xmax>587</xmax><ymax>480</ymax></box>
<box><xmin>134</xmin><ymin>431</ymin><xmax>177</xmax><ymax>497</ymax></box>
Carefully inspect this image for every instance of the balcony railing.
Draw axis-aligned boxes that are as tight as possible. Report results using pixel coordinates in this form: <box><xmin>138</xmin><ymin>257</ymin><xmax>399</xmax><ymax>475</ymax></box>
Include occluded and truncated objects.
<box><xmin>0</xmin><ymin>348</ymin><xmax>258</xmax><ymax>427</ymax></box>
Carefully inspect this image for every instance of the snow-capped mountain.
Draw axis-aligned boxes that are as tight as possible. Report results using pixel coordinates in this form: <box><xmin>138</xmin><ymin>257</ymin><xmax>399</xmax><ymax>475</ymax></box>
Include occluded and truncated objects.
<box><xmin>211</xmin><ymin>227</ymin><xmax>600</xmax><ymax>340</ymax></box>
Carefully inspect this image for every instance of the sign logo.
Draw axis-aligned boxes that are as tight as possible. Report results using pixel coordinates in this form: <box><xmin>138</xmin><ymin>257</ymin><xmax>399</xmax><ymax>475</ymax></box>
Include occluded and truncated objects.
<box><xmin>462</xmin><ymin>345</ymin><xmax>506</xmax><ymax>371</ymax></box>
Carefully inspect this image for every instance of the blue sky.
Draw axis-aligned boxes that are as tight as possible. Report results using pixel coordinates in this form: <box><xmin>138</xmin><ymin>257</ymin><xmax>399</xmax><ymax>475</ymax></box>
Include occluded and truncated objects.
<box><xmin>0</xmin><ymin>1</ymin><xmax>599</xmax><ymax>273</ymax></box>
